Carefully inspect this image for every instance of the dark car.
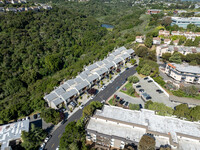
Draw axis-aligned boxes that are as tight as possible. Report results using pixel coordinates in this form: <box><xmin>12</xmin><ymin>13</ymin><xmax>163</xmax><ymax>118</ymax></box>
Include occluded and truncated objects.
<box><xmin>124</xmin><ymin>101</ymin><xmax>129</xmax><ymax>107</ymax></box>
<box><xmin>146</xmin><ymin>96</ymin><xmax>152</xmax><ymax>100</ymax></box>
<box><xmin>139</xmin><ymin>89</ymin><xmax>144</xmax><ymax>92</ymax></box>
<box><xmin>148</xmin><ymin>80</ymin><xmax>153</xmax><ymax>83</ymax></box>
<box><xmin>119</xmin><ymin>100</ymin><xmax>125</xmax><ymax>105</ymax></box>
<box><xmin>144</xmin><ymin>77</ymin><xmax>148</xmax><ymax>80</ymax></box>
<box><xmin>116</xmin><ymin>86</ymin><xmax>120</xmax><ymax>90</ymax></box>
<box><xmin>156</xmin><ymin>89</ymin><xmax>163</xmax><ymax>93</ymax></box>
<box><xmin>136</xmin><ymin>85</ymin><xmax>141</xmax><ymax>88</ymax></box>
<box><xmin>33</xmin><ymin>114</ymin><xmax>37</xmax><ymax>119</ymax></box>
<box><xmin>126</xmin><ymin>67</ymin><xmax>129</xmax><ymax>70</ymax></box>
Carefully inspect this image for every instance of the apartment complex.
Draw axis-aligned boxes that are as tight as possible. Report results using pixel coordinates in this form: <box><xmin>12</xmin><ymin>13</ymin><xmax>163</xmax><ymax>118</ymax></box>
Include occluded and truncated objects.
<box><xmin>165</xmin><ymin>63</ymin><xmax>200</xmax><ymax>84</ymax></box>
<box><xmin>159</xmin><ymin>30</ymin><xmax>200</xmax><ymax>41</ymax></box>
<box><xmin>86</xmin><ymin>105</ymin><xmax>200</xmax><ymax>150</ymax></box>
<box><xmin>156</xmin><ymin>44</ymin><xmax>200</xmax><ymax>57</ymax></box>
<box><xmin>0</xmin><ymin>120</ymin><xmax>29</xmax><ymax>150</ymax></box>
<box><xmin>171</xmin><ymin>17</ymin><xmax>200</xmax><ymax>28</ymax></box>
<box><xmin>44</xmin><ymin>47</ymin><xmax>135</xmax><ymax>109</ymax></box>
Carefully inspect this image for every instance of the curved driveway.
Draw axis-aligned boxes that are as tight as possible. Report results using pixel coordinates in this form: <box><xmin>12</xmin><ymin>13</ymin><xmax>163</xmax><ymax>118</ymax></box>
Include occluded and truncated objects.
<box><xmin>45</xmin><ymin>66</ymin><xmax>137</xmax><ymax>150</ymax></box>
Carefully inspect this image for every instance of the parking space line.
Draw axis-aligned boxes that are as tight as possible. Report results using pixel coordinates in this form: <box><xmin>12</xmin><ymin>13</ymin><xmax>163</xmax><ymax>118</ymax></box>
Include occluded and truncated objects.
<box><xmin>51</xmin><ymin>143</ymin><xmax>54</xmax><ymax>148</ymax></box>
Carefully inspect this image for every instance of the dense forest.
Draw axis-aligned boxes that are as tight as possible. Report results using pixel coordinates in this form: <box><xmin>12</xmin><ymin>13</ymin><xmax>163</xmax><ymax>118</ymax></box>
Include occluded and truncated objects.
<box><xmin>0</xmin><ymin>1</ymin><xmax>145</xmax><ymax>123</ymax></box>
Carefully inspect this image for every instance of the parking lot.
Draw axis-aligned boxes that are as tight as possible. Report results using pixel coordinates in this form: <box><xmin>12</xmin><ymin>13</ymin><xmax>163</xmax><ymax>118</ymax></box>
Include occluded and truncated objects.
<box><xmin>133</xmin><ymin>76</ymin><xmax>177</xmax><ymax>108</ymax></box>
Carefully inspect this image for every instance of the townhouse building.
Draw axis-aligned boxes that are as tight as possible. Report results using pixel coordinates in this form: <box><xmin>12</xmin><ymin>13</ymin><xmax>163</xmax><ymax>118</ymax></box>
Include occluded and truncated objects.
<box><xmin>156</xmin><ymin>44</ymin><xmax>200</xmax><ymax>57</ymax></box>
<box><xmin>159</xmin><ymin>30</ymin><xmax>170</xmax><ymax>37</ymax></box>
<box><xmin>86</xmin><ymin>105</ymin><xmax>200</xmax><ymax>150</ymax></box>
<box><xmin>165</xmin><ymin>63</ymin><xmax>200</xmax><ymax>84</ymax></box>
<box><xmin>135</xmin><ymin>36</ymin><xmax>145</xmax><ymax>43</ymax></box>
<box><xmin>44</xmin><ymin>47</ymin><xmax>135</xmax><ymax>109</ymax></box>
<box><xmin>153</xmin><ymin>37</ymin><xmax>161</xmax><ymax>45</ymax></box>
<box><xmin>164</xmin><ymin>39</ymin><xmax>171</xmax><ymax>45</ymax></box>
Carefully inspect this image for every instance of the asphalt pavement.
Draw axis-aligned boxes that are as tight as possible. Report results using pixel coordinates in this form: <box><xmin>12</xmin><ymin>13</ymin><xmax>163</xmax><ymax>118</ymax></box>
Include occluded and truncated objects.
<box><xmin>44</xmin><ymin>66</ymin><xmax>137</xmax><ymax>150</ymax></box>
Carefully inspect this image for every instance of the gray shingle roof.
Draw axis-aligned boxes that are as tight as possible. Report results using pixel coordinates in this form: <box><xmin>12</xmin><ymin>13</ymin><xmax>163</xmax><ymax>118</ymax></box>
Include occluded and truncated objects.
<box><xmin>79</xmin><ymin>70</ymin><xmax>90</xmax><ymax>79</ymax></box>
<box><xmin>86</xmin><ymin>74</ymin><xmax>99</xmax><ymax>83</ymax></box>
<box><xmin>113</xmin><ymin>57</ymin><xmax>123</xmax><ymax>64</ymax></box>
<box><xmin>95</xmin><ymin>61</ymin><xmax>104</xmax><ymax>66</ymax></box>
<box><xmin>54</xmin><ymin>87</ymin><xmax>65</xmax><ymax>96</ymax></box>
<box><xmin>116</xmin><ymin>46</ymin><xmax>127</xmax><ymax>52</ymax></box>
<box><xmin>110</xmin><ymin>51</ymin><xmax>121</xmax><ymax>57</ymax></box>
<box><xmin>126</xmin><ymin>49</ymin><xmax>135</xmax><ymax>55</ymax></box>
<box><xmin>104</xmin><ymin>61</ymin><xmax>115</xmax><ymax>69</ymax></box>
<box><xmin>60</xmin><ymin>89</ymin><xmax>78</xmax><ymax>102</ymax></box>
<box><xmin>95</xmin><ymin>67</ymin><xmax>108</xmax><ymax>76</ymax></box>
<box><xmin>119</xmin><ymin>53</ymin><xmax>130</xmax><ymax>60</ymax></box>
<box><xmin>44</xmin><ymin>93</ymin><xmax>58</xmax><ymax>102</ymax></box>
<box><xmin>60</xmin><ymin>84</ymin><xmax>69</xmax><ymax>91</ymax></box>
<box><xmin>85</xmin><ymin>63</ymin><xmax>98</xmax><ymax>71</ymax></box>
<box><xmin>102</xmin><ymin>59</ymin><xmax>110</xmax><ymax>64</ymax></box>
<box><xmin>52</xmin><ymin>98</ymin><xmax>64</xmax><ymax>106</ymax></box>
<box><xmin>65</xmin><ymin>79</ymin><xmax>75</xmax><ymax>86</ymax></box>
<box><xmin>74</xmin><ymin>77</ymin><xmax>84</xmax><ymax>84</ymax></box>
<box><xmin>75</xmin><ymin>80</ymin><xmax>90</xmax><ymax>91</ymax></box>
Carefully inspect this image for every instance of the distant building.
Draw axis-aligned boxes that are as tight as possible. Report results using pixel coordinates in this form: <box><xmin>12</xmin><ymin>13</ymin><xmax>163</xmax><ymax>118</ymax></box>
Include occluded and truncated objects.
<box><xmin>159</xmin><ymin>30</ymin><xmax>170</xmax><ymax>37</ymax></box>
<box><xmin>86</xmin><ymin>105</ymin><xmax>200</xmax><ymax>149</ymax></box>
<box><xmin>153</xmin><ymin>37</ymin><xmax>161</xmax><ymax>45</ymax></box>
<box><xmin>171</xmin><ymin>17</ymin><xmax>200</xmax><ymax>29</ymax></box>
<box><xmin>165</xmin><ymin>63</ymin><xmax>200</xmax><ymax>84</ymax></box>
<box><xmin>147</xmin><ymin>9</ymin><xmax>161</xmax><ymax>15</ymax></box>
<box><xmin>135</xmin><ymin>36</ymin><xmax>145</xmax><ymax>43</ymax></box>
<box><xmin>0</xmin><ymin>120</ymin><xmax>29</xmax><ymax>150</ymax></box>
<box><xmin>164</xmin><ymin>39</ymin><xmax>171</xmax><ymax>45</ymax></box>
<box><xmin>156</xmin><ymin>45</ymin><xmax>200</xmax><ymax>57</ymax></box>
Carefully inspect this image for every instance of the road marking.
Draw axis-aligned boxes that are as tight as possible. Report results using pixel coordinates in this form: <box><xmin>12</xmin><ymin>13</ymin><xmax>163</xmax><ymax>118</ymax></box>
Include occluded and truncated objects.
<box><xmin>51</xmin><ymin>143</ymin><xmax>54</xmax><ymax>148</ymax></box>
<box><xmin>58</xmin><ymin>134</ymin><xmax>62</xmax><ymax>138</ymax></box>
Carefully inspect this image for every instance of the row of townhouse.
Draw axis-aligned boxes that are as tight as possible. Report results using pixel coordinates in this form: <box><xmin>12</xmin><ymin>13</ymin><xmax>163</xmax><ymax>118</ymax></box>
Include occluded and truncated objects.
<box><xmin>159</xmin><ymin>30</ymin><xmax>200</xmax><ymax>41</ymax></box>
<box><xmin>86</xmin><ymin>105</ymin><xmax>200</xmax><ymax>150</ymax></box>
<box><xmin>156</xmin><ymin>44</ymin><xmax>200</xmax><ymax>57</ymax></box>
<box><xmin>0</xmin><ymin>5</ymin><xmax>52</xmax><ymax>12</ymax></box>
<box><xmin>0</xmin><ymin>0</ymin><xmax>26</xmax><ymax>4</ymax></box>
<box><xmin>44</xmin><ymin>47</ymin><xmax>135</xmax><ymax>109</ymax></box>
<box><xmin>165</xmin><ymin>63</ymin><xmax>200</xmax><ymax>84</ymax></box>
<box><xmin>135</xmin><ymin>36</ymin><xmax>162</xmax><ymax>45</ymax></box>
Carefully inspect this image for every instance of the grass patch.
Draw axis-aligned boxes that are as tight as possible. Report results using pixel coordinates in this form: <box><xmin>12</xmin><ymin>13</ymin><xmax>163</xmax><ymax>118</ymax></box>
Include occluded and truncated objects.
<box><xmin>120</xmin><ymin>82</ymin><xmax>138</xmax><ymax>97</ymax></box>
<box><xmin>108</xmin><ymin>98</ymin><xmax>114</xmax><ymax>105</ymax></box>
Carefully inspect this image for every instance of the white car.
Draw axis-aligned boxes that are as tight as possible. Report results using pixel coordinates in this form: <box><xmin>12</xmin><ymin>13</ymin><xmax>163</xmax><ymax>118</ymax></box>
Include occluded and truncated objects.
<box><xmin>39</xmin><ymin>143</ymin><xmax>45</xmax><ymax>150</ymax></box>
<box><xmin>56</xmin><ymin>146</ymin><xmax>60</xmax><ymax>150</ymax></box>
<box><xmin>91</xmin><ymin>96</ymin><xmax>94</xmax><ymax>99</ymax></box>
<box><xmin>79</xmin><ymin>104</ymin><xmax>84</xmax><ymax>109</ymax></box>
<box><xmin>44</xmin><ymin>137</ymin><xmax>49</xmax><ymax>143</ymax></box>
<box><xmin>101</xmin><ymin>100</ymin><xmax>105</xmax><ymax>104</ymax></box>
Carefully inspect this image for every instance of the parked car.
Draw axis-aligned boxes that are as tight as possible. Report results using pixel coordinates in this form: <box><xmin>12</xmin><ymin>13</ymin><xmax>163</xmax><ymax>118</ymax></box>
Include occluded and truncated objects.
<box><xmin>70</xmin><ymin>101</ymin><xmax>77</xmax><ymax>107</ymax></box>
<box><xmin>146</xmin><ymin>96</ymin><xmax>152</xmax><ymax>100</ymax></box>
<box><xmin>26</xmin><ymin>116</ymin><xmax>30</xmax><ymax>120</ymax></box>
<box><xmin>79</xmin><ymin>104</ymin><xmax>85</xmax><ymax>109</ymax></box>
<box><xmin>124</xmin><ymin>101</ymin><xmax>129</xmax><ymax>107</ymax></box>
<box><xmin>39</xmin><ymin>143</ymin><xmax>45</xmax><ymax>150</ymax></box>
<box><xmin>156</xmin><ymin>89</ymin><xmax>163</xmax><ymax>94</ymax></box>
<box><xmin>33</xmin><ymin>114</ymin><xmax>37</xmax><ymax>119</ymax></box>
<box><xmin>101</xmin><ymin>100</ymin><xmax>105</xmax><ymax>104</ymax></box>
<box><xmin>136</xmin><ymin>85</ymin><xmax>141</xmax><ymax>88</ymax></box>
<box><xmin>139</xmin><ymin>89</ymin><xmax>144</xmax><ymax>92</ymax></box>
<box><xmin>90</xmin><ymin>95</ymin><xmax>95</xmax><ymax>99</ymax></box>
<box><xmin>37</xmin><ymin>113</ymin><xmax>41</xmax><ymax>118</ymax></box>
<box><xmin>144</xmin><ymin>77</ymin><xmax>148</xmax><ymax>80</ymax></box>
<box><xmin>56</xmin><ymin>146</ymin><xmax>60</xmax><ymax>150</ymax></box>
<box><xmin>44</xmin><ymin>135</ymin><xmax>52</xmax><ymax>143</ymax></box>
<box><xmin>148</xmin><ymin>80</ymin><xmax>153</xmax><ymax>83</ymax></box>
<box><xmin>126</xmin><ymin>67</ymin><xmax>129</xmax><ymax>70</ymax></box>
<box><xmin>119</xmin><ymin>100</ymin><xmax>125</xmax><ymax>105</ymax></box>
<box><xmin>116</xmin><ymin>86</ymin><xmax>120</xmax><ymax>90</ymax></box>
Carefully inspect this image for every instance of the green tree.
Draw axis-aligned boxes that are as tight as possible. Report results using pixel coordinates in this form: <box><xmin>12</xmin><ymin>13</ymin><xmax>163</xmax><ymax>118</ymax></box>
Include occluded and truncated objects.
<box><xmin>132</xmin><ymin>76</ymin><xmax>139</xmax><ymax>83</ymax></box>
<box><xmin>129</xmin><ymin>103</ymin><xmax>140</xmax><ymax>110</ymax></box>
<box><xmin>21</xmin><ymin>124</ymin><xmax>47</xmax><ymax>150</ymax></box>
<box><xmin>135</xmin><ymin>46</ymin><xmax>148</xmax><ymax>58</ymax></box>
<box><xmin>144</xmin><ymin>36</ymin><xmax>153</xmax><ymax>48</ymax></box>
<box><xmin>169</xmin><ymin>52</ymin><xmax>182</xmax><ymax>64</ymax></box>
<box><xmin>138</xmin><ymin>134</ymin><xmax>155</xmax><ymax>150</ymax></box>
<box><xmin>45</xmin><ymin>54</ymin><xmax>63</xmax><ymax>73</ymax></box>
<box><xmin>41</xmin><ymin>108</ymin><xmax>61</xmax><ymax>125</ymax></box>
<box><xmin>173</xmin><ymin>104</ymin><xmax>190</xmax><ymax>119</ymax></box>
<box><xmin>127</xmin><ymin>86</ymin><xmax>135</xmax><ymax>95</ymax></box>
<box><xmin>147</xmin><ymin>102</ymin><xmax>173</xmax><ymax>116</ymax></box>
<box><xmin>130</xmin><ymin>59</ymin><xmax>136</xmax><ymax>65</ymax></box>
<box><xmin>140</xmin><ymin>64</ymin><xmax>152</xmax><ymax>76</ymax></box>
<box><xmin>189</xmin><ymin>106</ymin><xmax>200</xmax><ymax>121</ymax></box>
<box><xmin>82</xmin><ymin>101</ymin><xmax>103</xmax><ymax>118</ymax></box>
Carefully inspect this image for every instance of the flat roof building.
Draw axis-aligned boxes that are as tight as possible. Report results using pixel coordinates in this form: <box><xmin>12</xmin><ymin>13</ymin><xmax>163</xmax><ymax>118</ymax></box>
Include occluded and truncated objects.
<box><xmin>171</xmin><ymin>17</ymin><xmax>200</xmax><ymax>29</ymax></box>
<box><xmin>86</xmin><ymin>105</ymin><xmax>200</xmax><ymax>150</ymax></box>
<box><xmin>0</xmin><ymin>120</ymin><xmax>29</xmax><ymax>150</ymax></box>
<box><xmin>165</xmin><ymin>63</ymin><xmax>200</xmax><ymax>84</ymax></box>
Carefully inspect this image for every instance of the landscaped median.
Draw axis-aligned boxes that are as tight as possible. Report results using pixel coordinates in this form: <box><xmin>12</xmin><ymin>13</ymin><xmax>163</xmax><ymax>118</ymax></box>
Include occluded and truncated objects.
<box><xmin>120</xmin><ymin>82</ymin><xmax>139</xmax><ymax>97</ymax></box>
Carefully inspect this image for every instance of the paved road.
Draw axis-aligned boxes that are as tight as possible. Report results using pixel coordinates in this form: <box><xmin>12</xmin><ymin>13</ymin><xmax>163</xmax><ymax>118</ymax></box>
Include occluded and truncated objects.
<box><xmin>44</xmin><ymin>66</ymin><xmax>137</xmax><ymax>150</ymax></box>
